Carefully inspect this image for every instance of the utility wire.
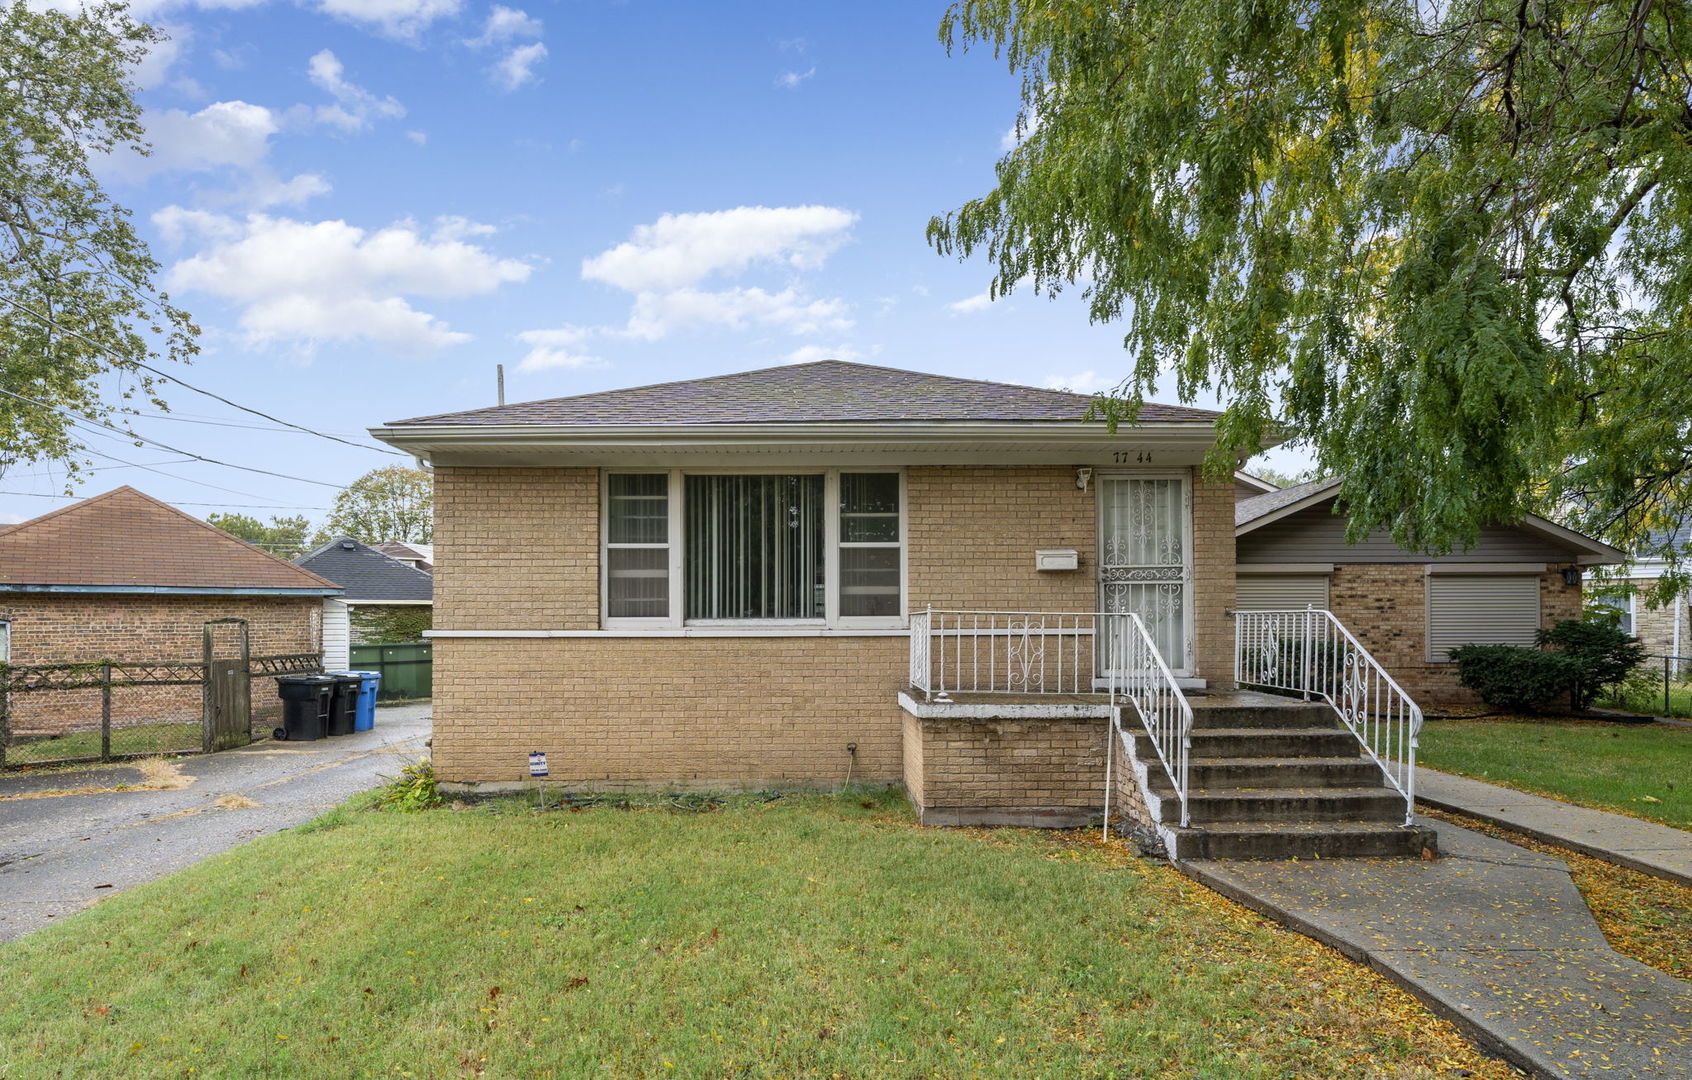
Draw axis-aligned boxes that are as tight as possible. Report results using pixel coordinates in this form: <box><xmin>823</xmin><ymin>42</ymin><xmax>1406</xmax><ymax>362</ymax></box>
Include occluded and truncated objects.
<box><xmin>0</xmin><ymin>490</ymin><xmax>329</xmax><ymax>510</ymax></box>
<box><xmin>0</xmin><ymin>292</ymin><xmax>407</xmax><ymax>457</ymax></box>
<box><xmin>0</xmin><ymin>385</ymin><xmax>347</xmax><ymax>490</ymax></box>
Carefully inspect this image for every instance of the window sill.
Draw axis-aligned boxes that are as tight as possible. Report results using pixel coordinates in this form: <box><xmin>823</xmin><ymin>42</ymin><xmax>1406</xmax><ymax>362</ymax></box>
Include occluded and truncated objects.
<box><xmin>428</xmin><ymin>626</ymin><xmax>910</xmax><ymax>639</ymax></box>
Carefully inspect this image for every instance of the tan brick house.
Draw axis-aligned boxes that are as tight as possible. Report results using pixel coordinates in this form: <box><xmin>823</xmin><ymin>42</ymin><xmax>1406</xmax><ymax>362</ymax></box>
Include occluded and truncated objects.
<box><xmin>1235</xmin><ymin>477</ymin><xmax>1624</xmax><ymax>702</ymax></box>
<box><xmin>0</xmin><ymin>487</ymin><xmax>341</xmax><ymax>739</ymax></box>
<box><xmin>373</xmin><ymin>362</ymin><xmax>1239</xmax><ymax>798</ymax></box>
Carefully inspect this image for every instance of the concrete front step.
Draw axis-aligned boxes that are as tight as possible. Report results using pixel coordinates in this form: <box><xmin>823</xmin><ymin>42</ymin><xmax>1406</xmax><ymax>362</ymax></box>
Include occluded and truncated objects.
<box><xmin>1134</xmin><ymin>728</ymin><xmax>1362</xmax><ymax>760</ymax></box>
<box><xmin>1189</xmin><ymin>702</ymin><xmax>1338</xmax><ymax>731</ymax></box>
<box><xmin>1167</xmin><ymin>821</ymin><xmax>1438</xmax><ymax>861</ymax></box>
<box><xmin>1158</xmin><ymin>787</ymin><xmax>1408</xmax><ymax>825</ymax></box>
<box><xmin>1183</xmin><ymin>756</ymin><xmax>1385</xmax><ymax>790</ymax></box>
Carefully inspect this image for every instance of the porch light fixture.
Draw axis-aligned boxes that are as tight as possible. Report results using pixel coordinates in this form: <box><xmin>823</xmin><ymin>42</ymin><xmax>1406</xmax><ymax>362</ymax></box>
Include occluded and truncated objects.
<box><xmin>1076</xmin><ymin>467</ymin><xmax>1092</xmax><ymax>491</ymax></box>
<box><xmin>1561</xmin><ymin>566</ymin><xmax>1581</xmax><ymax>587</ymax></box>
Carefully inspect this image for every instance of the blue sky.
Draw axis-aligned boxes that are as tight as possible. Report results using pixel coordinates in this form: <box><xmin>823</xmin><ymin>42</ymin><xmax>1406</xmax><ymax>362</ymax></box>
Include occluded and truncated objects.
<box><xmin>5</xmin><ymin>0</ymin><xmax>1305</xmax><ymax>528</ymax></box>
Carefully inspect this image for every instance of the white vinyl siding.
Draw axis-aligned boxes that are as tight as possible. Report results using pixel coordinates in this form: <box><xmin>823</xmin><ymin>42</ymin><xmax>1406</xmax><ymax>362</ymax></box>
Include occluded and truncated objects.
<box><xmin>1426</xmin><ymin>575</ymin><xmax>1541</xmax><ymax>661</ymax></box>
<box><xmin>1236</xmin><ymin>575</ymin><xmax>1329</xmax><ymax>611</ymax></box>
<box><xmin>322</xmin><ymin>599</ymin><xmax>350</xmax><ymax>669</ymax></box>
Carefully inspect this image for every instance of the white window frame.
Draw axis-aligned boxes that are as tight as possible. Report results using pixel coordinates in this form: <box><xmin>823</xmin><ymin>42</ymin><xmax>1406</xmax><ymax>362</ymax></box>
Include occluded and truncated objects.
<box><xmin>601</xmin><ymin>468</ymin><xmax>907</xmax><ymax>632</ymax></box>
<box><xmin>1588</xmin><ymin>590</ymin><xmax>1635</xmax><ymax>635</ymax></box>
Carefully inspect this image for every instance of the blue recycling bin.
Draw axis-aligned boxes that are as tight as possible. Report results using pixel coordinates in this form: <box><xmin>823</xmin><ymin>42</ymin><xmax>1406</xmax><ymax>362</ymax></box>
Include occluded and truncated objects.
<box><xmin>330</xmin><ymin>670</ymin><xmax>382</xmax><ymax>731</ymax></box>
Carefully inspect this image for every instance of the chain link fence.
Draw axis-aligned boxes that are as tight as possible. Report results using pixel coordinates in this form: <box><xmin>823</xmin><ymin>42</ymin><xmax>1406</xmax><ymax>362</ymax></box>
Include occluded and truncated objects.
<box><xmin>1</xmin><ymin>653</ymin><xmax>321</xmax><ymax>770</ymax></box>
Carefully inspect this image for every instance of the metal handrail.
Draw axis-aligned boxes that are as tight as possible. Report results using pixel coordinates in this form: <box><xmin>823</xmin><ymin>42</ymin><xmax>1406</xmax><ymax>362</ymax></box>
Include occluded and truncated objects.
<box><xmin>908</xmin><ymin>607</ymin><xmax>1099</xmax><ymax>698</ymax></box>
<box><xmin>1104</xmin><ymin>611</ymin><xmax>1193</xmax><ymax>830</ymax></box>
<box><xmin>1235</xmin><ymin>608</ymin><xmax>1421</xmax><ymax>826</ymax></box>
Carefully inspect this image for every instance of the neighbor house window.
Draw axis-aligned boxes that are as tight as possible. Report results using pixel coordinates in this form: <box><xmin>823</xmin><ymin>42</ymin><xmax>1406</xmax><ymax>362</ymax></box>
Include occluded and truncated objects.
<box><xmin>1589</xmin><ymin>592</ymin><xmax>1635</xmax><ymax>635</ymax></box>
<box><xmin>603</xmin><ymin>471</ymin><xmax>903</xmax><ymax>628</ymax></box>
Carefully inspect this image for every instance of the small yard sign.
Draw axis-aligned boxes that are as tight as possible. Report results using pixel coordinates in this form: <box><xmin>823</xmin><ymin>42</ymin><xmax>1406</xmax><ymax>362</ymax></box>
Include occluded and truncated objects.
<box><xmin>528</xmin><ymin>751</ymin><xmax>548</xmax><ymax>778</ymax></box>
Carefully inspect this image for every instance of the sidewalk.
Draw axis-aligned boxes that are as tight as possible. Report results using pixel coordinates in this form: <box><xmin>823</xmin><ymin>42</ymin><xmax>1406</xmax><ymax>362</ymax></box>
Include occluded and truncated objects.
<box><xmin>1416</xmin><ymin>768</ymin><xmax>1692</xmax><ymax>886</ymax></box>
<box><xmin>1184</xmin><ymin>822</ymin><xmax>1692</xmax><ymax>1079</ymax></box>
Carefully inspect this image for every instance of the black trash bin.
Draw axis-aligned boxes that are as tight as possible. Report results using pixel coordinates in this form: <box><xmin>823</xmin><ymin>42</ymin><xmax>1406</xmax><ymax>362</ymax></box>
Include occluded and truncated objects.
<box><xmin>325</xmin><ymin>673</ymin><xmax>361</xmax><ymax>736</ymax></box>
<box><xmin>275</xmin><ymin>675</ymin><xmax>334</xmax><ymax>741</ymax></box>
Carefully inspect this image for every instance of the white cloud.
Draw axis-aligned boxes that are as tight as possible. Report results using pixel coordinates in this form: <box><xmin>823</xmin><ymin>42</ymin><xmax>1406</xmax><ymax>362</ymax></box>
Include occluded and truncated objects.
<box><xmin>624</xmin><ymin>286</ymin><xmax>851</xmax><ymax>341</ymax></box>
<box><xmin>133</xmin><ymin>29</ymin><xmax>188</xmax><ymax>91</ymax></box>
<box><xmin>1041</xmin><ymin>370</ymin><xmax>1117</xmax><ymax>394</ymax></box>
<box><xmin>775</xmin><ymin>66</ymin><xmax>815</xmax><ymax>89</ymax></box>
<box><xmin>314</xmin><ymin>0</ymin><xmax>462</xmax><ymax>39</ymax></box>
<box><xmin>999</xmin><ymin>112</ymin><xmax>1043</xmax><ymax>151</ymax></box>
<box><xmin>582</xmin><ymin>205</ymin><xmax>856</xmax><ymax>293</ymax></box>
<box><xmin>308</xmin><ymin>50</ymin><xmax>405</xmax><ymax>131</ymax></box>
<box><xmin>467</xmin><ymin>4</ymin><xmax>542</xmax><ymax>46</ymax></box>
<box><xmin>109</xmin><ymin>100</ymin><xmax>278</xmax><ymax>180</ymax></box>
<box><xmin>947</xmin><ymin>289</ymin><xmax>993</xmax><ymax>315</ymax></box>
<box><xmin>783</xmin><ymin>343</ymin><xmax>861</xmax><ymax>365</ymax></box>
<box><xmin>491</xmin><ymin>41</ymin><xmax>548</xmax><ymax>91</ymax></box>
<box><xmin>232</xmin><ymin>171</ymin><xmax>333</xmax><ymax>209</ymax></box>
<box><xmin>156</xmin><ymin>210</ymin><xmax>531</xmax><ymax>353</ymax></box>
<box><xmin>515</xmin><ymin>325</ymin><xmax>603</xmax><ymax>372</ymax></box>
<box><xmin>406</xmin><ymin>129</ymin><xmax>428</xmax><ymax>145</ymax></box>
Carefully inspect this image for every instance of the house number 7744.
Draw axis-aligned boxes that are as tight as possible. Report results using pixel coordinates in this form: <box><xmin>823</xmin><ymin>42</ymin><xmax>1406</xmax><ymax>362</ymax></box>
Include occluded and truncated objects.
<box><xmin>1112</xmin><ymin>451</ymin><xmax>1153</xmax><ymax>464</ymax></box>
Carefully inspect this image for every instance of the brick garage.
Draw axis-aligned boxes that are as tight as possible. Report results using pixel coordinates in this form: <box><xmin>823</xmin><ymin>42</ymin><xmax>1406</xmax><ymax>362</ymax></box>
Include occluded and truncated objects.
<box><xmin>0</xmin><ymin>488</ymin><xmax>339</xmax><ymax>741</ymax></box>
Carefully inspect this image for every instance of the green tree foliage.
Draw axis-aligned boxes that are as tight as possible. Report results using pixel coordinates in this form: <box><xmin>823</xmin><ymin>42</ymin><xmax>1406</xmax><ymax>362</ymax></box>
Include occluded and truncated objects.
<box><xmin>1</xmin><ymin>2</ymin><xmax>196</xmax><ymax>479</ymax></box>
<box><xmin>931</xmin><ymin>1</ymin><xmax>1692</xmax><ymax>593</ymax></box>
<box><xmin>1450</xmin><ymin>614</ymin><xmax>1644</xmax><ymax>712</ymax></box>
<box><xmin>351</xmin><ymin>605</ymin><xmax>432</xmax><ymax>644</ymax></box>
<box><xmin>324</xmin><ymin>466</ymin><xmax>432</xmax><ymax>544</ymax></box>
<box><xmin>206</xmin><ymin>512</ymin><xmax>314</xmax><ymax>559</ymax></box>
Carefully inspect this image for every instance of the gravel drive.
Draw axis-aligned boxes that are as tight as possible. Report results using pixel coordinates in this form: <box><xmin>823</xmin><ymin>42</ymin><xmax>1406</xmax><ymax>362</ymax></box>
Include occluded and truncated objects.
<box><xmin>0</xmin><ymin>704</ymin><xmax>430</xmax><ymax>943</ymax></box>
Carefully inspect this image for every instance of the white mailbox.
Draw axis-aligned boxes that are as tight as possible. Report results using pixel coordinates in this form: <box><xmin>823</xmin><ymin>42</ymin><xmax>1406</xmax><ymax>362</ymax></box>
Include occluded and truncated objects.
<box><xmin>1035</xmin><ymin>549</ymin><xmax>1079</xmax><ymax>572</ymax></box>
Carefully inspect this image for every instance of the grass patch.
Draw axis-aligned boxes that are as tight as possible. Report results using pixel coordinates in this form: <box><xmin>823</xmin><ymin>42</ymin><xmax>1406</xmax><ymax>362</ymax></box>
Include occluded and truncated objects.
<box><xmin>5</xmin><ymin>721</ymin><xmax>201</xmax><ymax>768</ymax></box>
<box><xmin>1419</xmin><ymin>717</ymin><xmax>1691</xmax><ymax>828</ymax></box>
<box><xmin>1422</xmin><ymin>808</ymin><xmax>1692</xmax><ymax>980</ymax></box>
<box><xmin>0</xmin><ymin>789</ymin><xmax>1520</xmax><ymax>1079</ymax></box>
<box><xmin>1597</xmin><ymin>678</ymin><xmax>1692</xmax><ymax>719</ymax></box>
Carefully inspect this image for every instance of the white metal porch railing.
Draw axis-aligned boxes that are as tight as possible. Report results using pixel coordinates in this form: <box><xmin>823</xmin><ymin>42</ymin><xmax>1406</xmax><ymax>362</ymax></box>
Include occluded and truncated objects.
<box><xmin>1235</xmin><ymin>608</ymin><xmax>1421</xmax><ymax>825</ymax></box>
<box><xmin>906</xmin><ymin>608</ymin><xmax>1193</xmax><ymax>829</ymax></box>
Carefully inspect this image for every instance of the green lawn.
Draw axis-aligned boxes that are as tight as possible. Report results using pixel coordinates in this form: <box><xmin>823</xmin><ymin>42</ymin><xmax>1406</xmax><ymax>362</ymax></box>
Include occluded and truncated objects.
<box><xmin>1419</xmin><ymin>718</ymin><xmax>1692</xmax><ymax>828</ymax></box>
<box><xmin>0</xmin><ymin>789</ymin><xmax>1515</xmax><ymax>1080</ymax></box>
<box><xmin>5</xmin><ymin>720</ymin><xmax>201</xmax><ymax>768</ymax></box>
<box><xmin>1598</xmin><ymin>679</ymin><xmax>1692</xmax><ymax>719</ymax></box>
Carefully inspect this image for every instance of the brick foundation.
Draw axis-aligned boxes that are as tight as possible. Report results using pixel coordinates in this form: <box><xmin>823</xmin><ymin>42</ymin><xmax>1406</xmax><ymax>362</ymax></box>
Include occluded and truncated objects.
<box><xmin>900</xmin><ymin>708</ymin><xmax>1110</xmax><ymax>827</ymax></box>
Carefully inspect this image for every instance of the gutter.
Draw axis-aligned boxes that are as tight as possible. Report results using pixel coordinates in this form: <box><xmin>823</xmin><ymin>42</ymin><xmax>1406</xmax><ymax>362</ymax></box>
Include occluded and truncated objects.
<box><xmin>0</xmin><ymin>584</ymin><xmax>344</xmax><ymax>597</ymax></box>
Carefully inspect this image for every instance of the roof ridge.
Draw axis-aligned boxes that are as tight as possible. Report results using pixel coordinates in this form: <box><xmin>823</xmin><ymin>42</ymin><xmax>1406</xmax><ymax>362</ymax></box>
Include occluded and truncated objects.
<box><xmin>0</xmin><ymin>487</ymin><xmax>339</xmax><ymax>590</ymax></box>
<box><xmin>298</xmin><ymin>536</ymin><xmax>435</xmax><ymax>582</ymax></box>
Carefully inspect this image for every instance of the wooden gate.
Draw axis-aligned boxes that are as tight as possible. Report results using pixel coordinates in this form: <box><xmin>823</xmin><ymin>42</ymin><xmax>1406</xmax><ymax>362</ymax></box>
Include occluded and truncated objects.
<box><xmin>203</xmin><ymin>619</ymin><xmax>251</xmax><ymax>752</ymax></box>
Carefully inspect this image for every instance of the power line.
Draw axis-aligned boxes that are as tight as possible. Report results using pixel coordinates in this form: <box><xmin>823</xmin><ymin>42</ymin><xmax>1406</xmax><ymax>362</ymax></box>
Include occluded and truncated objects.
<box><xmin>0</xmin><ymin>291</ymin><xmax>407</xmax><ymax>457</ymax></box>
<box><xmin>0</xmin><ymin>386</ymin><xmax>347</xmax><ymax>490</ymax></box>
<box><xmin>0</xmin><ymin>490</ymin><xmax>329</xmax><ymax>510</ymax></box>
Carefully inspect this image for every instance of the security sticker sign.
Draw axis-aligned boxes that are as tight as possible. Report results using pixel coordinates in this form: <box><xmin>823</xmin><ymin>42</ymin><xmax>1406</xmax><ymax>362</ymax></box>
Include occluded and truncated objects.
<box><xmin>528</xmin><ymin>751</ymin><xmax>548</xmax><ymax>778</ymax></box>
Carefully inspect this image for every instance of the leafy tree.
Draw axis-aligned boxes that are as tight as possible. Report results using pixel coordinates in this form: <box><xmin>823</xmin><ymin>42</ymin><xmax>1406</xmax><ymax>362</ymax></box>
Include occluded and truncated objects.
<box><xmin>1</xmin><ymin>2</ymin><xmax>196</xmax><ymax>480</ymax></box>
<box><xmin>352</xmin><ymin>605</ymin><xmax>432</xmax><ymax>644</ymax></box>
<box><xmin>324</xmin><ymin>466</ymin><xmax>432</xmax><ymax>544</ymax></box>
<box><xmin>207</xmin><ymin>512</ymin><xmax>314</xmax><ymax>559</ymax></box>
<box><xmin>930</xmin><ymin>1</ymin><xmax>1692</xmax><ymax>596</ymax></box>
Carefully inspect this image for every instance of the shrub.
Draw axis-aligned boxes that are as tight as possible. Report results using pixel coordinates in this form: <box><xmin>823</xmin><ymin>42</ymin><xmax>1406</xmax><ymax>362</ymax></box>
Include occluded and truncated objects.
<box><xmin>377</xmin><ymin>758</ymin><xmax>442</xmax><ymax>811</ymax></box>
<box><xmin>1536</xmin><ymin>612</ymin><xmax>1646</xmax><ymax>711</ymax></box>
<box><xmin>1448</xmin><ymin>645</ymin><xmax>1580</xmax><ymax>711</ymax></box>
<box><xmin>1450</xmin><ymin>614</ymin><xmax>1646</xmax><ymax>713</ymax></box>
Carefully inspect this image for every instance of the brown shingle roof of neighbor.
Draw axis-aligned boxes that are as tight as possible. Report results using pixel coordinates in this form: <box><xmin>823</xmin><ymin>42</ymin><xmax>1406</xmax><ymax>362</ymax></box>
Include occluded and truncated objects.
<box><xmin>387</xmin><ymin>360</ymin><xmax>1222</xmax><ymax>427</ymax></box>
<box><xmin>0</xmin><ymin>487</ymin><xmax>340</xmax><ymax>592</ymax></box>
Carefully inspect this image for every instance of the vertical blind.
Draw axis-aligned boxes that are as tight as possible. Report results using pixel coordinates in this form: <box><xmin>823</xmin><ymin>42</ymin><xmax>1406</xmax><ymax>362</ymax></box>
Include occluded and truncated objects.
<box><xmin>685</xmin><ymin>475</ymin><xmax>825</xmax><ymax>620</ymax></box>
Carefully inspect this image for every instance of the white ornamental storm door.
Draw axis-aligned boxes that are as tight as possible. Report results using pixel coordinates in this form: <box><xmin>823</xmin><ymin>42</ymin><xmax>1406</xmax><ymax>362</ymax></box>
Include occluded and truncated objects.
<box><xmin>1098</xmin><ymin>475</ymin><xmax>1193</xmax><ymax>678</ymax></box>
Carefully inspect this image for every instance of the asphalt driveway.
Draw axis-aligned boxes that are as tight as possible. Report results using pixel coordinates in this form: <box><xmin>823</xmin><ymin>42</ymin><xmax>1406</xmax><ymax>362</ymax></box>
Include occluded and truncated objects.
<box><xmin>0</xmin><ymin>704</ymin><xmax>431</xmax><ymax>943</ymax></box>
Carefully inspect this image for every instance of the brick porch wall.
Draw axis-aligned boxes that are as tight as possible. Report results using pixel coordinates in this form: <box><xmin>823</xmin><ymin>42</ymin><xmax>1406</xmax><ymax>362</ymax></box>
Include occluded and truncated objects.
<box><xmin>1324</xmin><ymin>564</ymin><xmax>1585</xmax><ymax>703</ymax></box>
<box><xmin>901</xmin><ymin>711</ymin><xmax>1109</xmax><ymax>827</ymax></box>
<box><xmin>430</xmin><ymin>463</ymin><xmax>1234</xmax><ymax>787</ymax></box>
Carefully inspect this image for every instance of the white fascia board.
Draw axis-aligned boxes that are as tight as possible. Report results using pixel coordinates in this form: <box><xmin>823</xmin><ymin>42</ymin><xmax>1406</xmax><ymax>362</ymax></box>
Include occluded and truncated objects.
<box><xmin>369</xmin><ymin>421</ymin><xmax>1234</xmax><ymax>468</ymax></box>
<box><xmin>1511</xmin><ymin>513</ymin><xmax>1627</xmax><ymax>564</ymax></box>
<box><xmin>1424</xmin><ymin>562</ymin><xmax>1548</xmax><ymax>575</ymax></box>
<box><xmin>1233</xmin><ymin>470</ymin><xmax>1279</xmax><ymax>494</ymax></box>
<box><xmin>1235</xmin><ymin>562</ymin><xmax>1335</xmax><ymax>574</ymax></box>
<box><xmin>342</xmin><ymin>598</ymin><xmax>433</xmax><ymax>606</ymax></box>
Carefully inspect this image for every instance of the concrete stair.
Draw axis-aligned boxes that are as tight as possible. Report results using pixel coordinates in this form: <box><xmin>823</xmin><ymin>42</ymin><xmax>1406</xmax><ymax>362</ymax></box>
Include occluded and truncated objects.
<box><xmin>1126</xmin><ymin>693</ymin><xmax>1437</xmax><ymax>861</ymax></box>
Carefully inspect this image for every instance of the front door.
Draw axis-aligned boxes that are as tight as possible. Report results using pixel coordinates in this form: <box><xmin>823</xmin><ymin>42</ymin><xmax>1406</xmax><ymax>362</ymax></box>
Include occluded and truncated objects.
<box><xmin>1098</xmin><ymin>475</ymin><xmax>1192</xmax><ymax>676</ymax></box>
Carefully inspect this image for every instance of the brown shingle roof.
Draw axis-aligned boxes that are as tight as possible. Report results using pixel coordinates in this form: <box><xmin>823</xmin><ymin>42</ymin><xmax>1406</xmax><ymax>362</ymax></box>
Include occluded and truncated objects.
<box><xmin>0</xmin><ymin>487</ymin><xmax>340</xmax><ymax>592</ymax></box>
<box><xmin>387</xmin><ymin>360</ymin><xmax>1221</xmax><ymax>427</ymax></box>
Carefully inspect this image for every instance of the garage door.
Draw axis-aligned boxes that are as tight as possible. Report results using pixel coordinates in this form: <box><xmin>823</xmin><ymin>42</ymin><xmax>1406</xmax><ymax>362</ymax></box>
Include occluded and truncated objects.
<box><xmin>1236</xmin><ymin>574</ymin><xmax>1330</xmax><ymax>611</ymax></box>
<box><xmin>1427</xmin><ymin>575</ymin><xmax>1540</xmax><ymax>660</ymax></box>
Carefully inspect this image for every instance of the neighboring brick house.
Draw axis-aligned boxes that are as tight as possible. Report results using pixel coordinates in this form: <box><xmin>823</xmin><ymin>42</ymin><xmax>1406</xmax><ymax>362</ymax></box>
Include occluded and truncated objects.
<box><xmin>295</xmin><ymin>537</ymin><xmax>433</xmax><ymax>664</ymax></box>
<box><xmin>0</xmin><ymin>487</ymin><xmax>340</xmax><ymax>735</ymax></box>
<box><xmin>1586</xmin><ymin>526</ymin><xmax>1691</xmax><ymax>668</ymax></box>
<box><xmin>1235</xmin><ymin>477</ymin><xmax>1624</xmax><ymax>701</ymax></box>
<box><xmin>373</xmin><ymin>361</ymin><xmax>1235</xmax><ymax>795</ymax></box>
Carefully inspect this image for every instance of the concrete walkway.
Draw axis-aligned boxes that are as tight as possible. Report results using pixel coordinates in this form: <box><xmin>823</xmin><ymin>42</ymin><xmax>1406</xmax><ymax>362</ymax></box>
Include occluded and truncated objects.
<box><xmin>1185</xmin><ymin>823</ymin><xmax>1692</xmax><ymax>1078</ymax></box>
<box><xmin>0</xmin><ymin>705</ymin><xmax>430</xmax><ymax>943</ymax></box>
<box><xmin>1417</xmin><ymin>768</ymin><xmax>1692</xmax><ymax>886</ymax></box>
